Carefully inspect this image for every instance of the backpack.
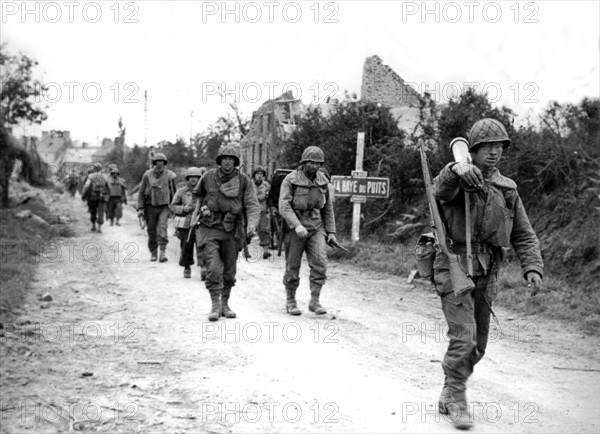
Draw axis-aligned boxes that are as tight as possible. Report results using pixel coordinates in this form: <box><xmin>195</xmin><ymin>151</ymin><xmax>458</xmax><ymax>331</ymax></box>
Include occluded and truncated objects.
<box><xmin>89</xmin><ymin>175</ymin><xmax>107</xmax><ymax>201</ymax></box>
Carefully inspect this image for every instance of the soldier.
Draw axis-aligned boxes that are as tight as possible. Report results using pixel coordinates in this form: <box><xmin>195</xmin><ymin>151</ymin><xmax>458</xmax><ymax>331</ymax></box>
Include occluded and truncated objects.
<box><xmin>432</xmin><ymin>118</ymin><xmax>543</xmax><ymax>429</ymax></box>
<box><xmin>170</xmin><ymin>167</ymin><xmax>207</xmax><ymax>279</ymax></box>
<box><xmin>107</xmin><ymin>165</ymin><xmax>128</xmax><ymax>226</ymax></box>
<box><xmin>136</xmin><ymin>153</ymin><xmax>177</xmax><ymax>262</ymax></box>
<box><xmin>279</xmin><ymin>146</ymin><xmax>337</xmax><ymax>316</ymax></box>
<box><xmin>81</xmin><ymin>162</ymin><xmax>109</xmax><ymax>233</ymax></box>
<box><xmin>192</xmin><ymin>145</ymin><xmax>260</xmax><ymax>322</ymax></box>
<box><xmin>65</xmin><ymin>171</ymin><xmax>78</xmax><ymax>198</ymax></box>
<box><xmin>252</xmin><ymin>165</ymin><xmax>272</xmax><ymax>259</ymax></box>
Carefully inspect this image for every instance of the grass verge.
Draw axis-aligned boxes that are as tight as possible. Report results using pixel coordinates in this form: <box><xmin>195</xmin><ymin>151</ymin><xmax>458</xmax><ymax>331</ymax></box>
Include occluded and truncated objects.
<box><xmin>329</xmin><ymin>236</ymin><xmax>600</xmax><ymax>335</ymax></box>
<box><xmin>0</xmin><ymin>196</ymin><xmax>73</xmax><ymax>325</ymax></box>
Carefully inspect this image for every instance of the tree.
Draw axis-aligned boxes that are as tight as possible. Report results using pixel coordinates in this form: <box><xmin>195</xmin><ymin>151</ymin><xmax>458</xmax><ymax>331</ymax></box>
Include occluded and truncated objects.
<box><xmin>0</xmin><ymin>44</ymin><xmax>48</xmax><ymax>207</ymax></box>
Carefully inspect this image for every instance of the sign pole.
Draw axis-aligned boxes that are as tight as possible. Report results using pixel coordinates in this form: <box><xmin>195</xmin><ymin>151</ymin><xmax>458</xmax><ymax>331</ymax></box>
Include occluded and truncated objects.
<box><xmin>352</xmin><ymin>132</ymin><xmax>365</xmax><ymax>243</ymax></box>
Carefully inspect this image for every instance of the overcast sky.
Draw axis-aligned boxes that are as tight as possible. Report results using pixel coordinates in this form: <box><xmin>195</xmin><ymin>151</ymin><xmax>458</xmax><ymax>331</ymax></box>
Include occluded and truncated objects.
<box><xmin>2</xmin><ymin>0</ymin><xmax>599</xmax><ymax>146</ymax></box>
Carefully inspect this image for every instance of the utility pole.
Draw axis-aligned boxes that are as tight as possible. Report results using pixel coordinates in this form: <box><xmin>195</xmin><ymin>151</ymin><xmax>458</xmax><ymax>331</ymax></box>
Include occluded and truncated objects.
<box><xmin>144</xmin><ymin>90</ymin><xmax>148</xmax><ymax>147</ymax></box>
<box><xmin>189</xmin><ymin>110</ymin><xmax>194</xmax><ymax>146</ymax></box>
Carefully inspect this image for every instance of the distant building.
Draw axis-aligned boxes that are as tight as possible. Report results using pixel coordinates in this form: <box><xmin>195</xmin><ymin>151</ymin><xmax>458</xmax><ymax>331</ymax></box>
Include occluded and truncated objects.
<box><xmin>240</xmin><ymin>91</ymin><xmax>305</xmax><ymax>177</ymax></box>
<box><xmin>36</xmin><ymin>130</ymin><xmax>71</xmax><ymax>175</ymax></box>
<box><xmin>62</xmin><ymin>143</ymin><xmax>101</xmax><ymax>176</ymax></box>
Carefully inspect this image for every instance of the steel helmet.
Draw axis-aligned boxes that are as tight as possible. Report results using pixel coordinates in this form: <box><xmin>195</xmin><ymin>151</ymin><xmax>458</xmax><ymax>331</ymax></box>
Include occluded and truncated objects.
<box><xmin>185</xmin><ymin>167</ymin><xmax>205</xmax><ymax>180</ymax></box>
<box><xmin>467</xmin><ymin>118</ymin><xmax>511</xmax><ymax>151</ymax></box>
<box><xmin>300</xmin><ymin>146</ymin><xmax>325</xmax><ymax>164</ymax></box>
<box><xmin>252</xmin><ymin>165</ymin><xmax>267</xmax><ymax>177</ymax></box>
<box><xmin>152</xmin><ymin>152</ymin><xmax>168</xmax><ymax>165</ymax></box>
<box><xmin>93</xmin><ymin>162</ymin><xmax>102</xmax><ymax>171</ymax></box>
<box><xmin>216</xmin><ymin>145</ymin><xmax>240</xmax><ymax>166</ymax></box>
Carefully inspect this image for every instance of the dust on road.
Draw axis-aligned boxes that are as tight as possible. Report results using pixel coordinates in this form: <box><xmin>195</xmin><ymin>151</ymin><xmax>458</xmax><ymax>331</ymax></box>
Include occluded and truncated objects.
<box><xmin>1</xmin><ymin>197</ymin><xmax>599</xmax><ymax>433</ymax></box>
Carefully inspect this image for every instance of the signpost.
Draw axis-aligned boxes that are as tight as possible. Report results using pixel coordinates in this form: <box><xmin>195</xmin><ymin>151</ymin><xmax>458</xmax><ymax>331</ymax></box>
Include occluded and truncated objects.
<box><xmin>330</xmin><ymin>133</ymin><xmax>391</xmax><ymax>242</ymax></box>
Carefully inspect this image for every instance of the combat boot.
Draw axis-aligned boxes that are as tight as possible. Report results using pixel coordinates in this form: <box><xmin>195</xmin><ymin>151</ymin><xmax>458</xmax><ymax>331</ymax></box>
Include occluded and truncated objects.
<box><xmin>308</xmin><ymin>287</ymin><xmax>327</xmax><ymax>315</ymax></box>
<box><xmin>442</xmin><ymin>379</ymin><xmax>473</xmax><ymax>430</ymax></box>
<box><xmin>97</xmin><ymin>224</ymin><xmax>102</xmax><ymax>233</ymax></box>
<box><xmin>286</xmin><ymin>288</ymin><xmax>301</xmax><ymax>315</ymax></box>
<box><xmin>159</xmin><ymin>246</ymin><xmax>168</xmax><ymax>262</ymax></box>
<box><xmin>263</xmin><ymin>250</ymin><xmax>272</xmax><ymax>259</ymax></box>
<box><xmin>220</xmin><ymin>287</ymin><xmax>236</xmax><ymax>318</ymax></box>
<box><xmin>91</xmin><ymin>223</ymin><xmax>96</xmax><ymax>232</ymax></box>
<box><xmin>110</xmin><ymin>219</ymin><xmax>114</xmax><ymax>226</ymax></box>
<box><xmin>438</xmin><ymin>377</ymin><xmax>451</xmax><ymax>414</ymax></box>
<box><xmin>183</xmin><ymin>266</ymin><xmax>191</xmax><ymax>278</ymax></box>
<box><xmin>150</xmin><ymin>250</ymin><xmax>158</xmax><ymax>262</ymax></box>
<box><xmin>208</xmin><ymin>290</ymin><xmax>221</xmax><ymax>322</ymax></box>
<box><xmin>116</xmin><ymin>219</ymin><xmax>121</xmax><ymax>226</ymax></box>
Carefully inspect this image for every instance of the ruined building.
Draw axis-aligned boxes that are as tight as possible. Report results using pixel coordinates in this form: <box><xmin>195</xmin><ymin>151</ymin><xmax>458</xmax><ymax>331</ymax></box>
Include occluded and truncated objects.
<box><xmin>361</xmin><ymin>55</ymin><xmax>424</xmax><ymax>136</ymax></box>
<box><xmin>240</xmin><ymin>91</ymin><xmax>304</xmax><ymax>177</ymax></box>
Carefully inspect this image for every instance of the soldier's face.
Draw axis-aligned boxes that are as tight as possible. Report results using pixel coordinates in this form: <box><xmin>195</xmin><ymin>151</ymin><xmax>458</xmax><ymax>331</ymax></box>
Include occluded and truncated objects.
<box><xmin>254</xmin><ymin>172</ymin><xmax>263</xmax><ymax>183</ymax></box>
<box><xmin>471</xmin><ymin>142</ymin><xmax>503</xmax><ymax>171</ymax></box>
<box><xmin>187</xmin><ymin>176</ymin><xmax>200</xmax><ymax>187</ymax></box>
<box><xmin>304</xmin><ymin>161</ymin><xmax>321</xmax><ymax>178</ymax></box>
<box><xmin>154</xmin><ymin>161</ymin><xmax>166</xmax><ymax>172</ymax></box>
<box><xmin>220</xmin><ymin>156</ymin><xmax>235</xmax><ymax>173</ymax></box>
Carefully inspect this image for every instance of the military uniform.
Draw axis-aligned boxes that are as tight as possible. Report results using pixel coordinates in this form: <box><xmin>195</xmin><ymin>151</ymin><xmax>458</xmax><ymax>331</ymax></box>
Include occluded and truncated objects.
<box><xmin>252</xmin><ymin>166</ymin><xmax>272</xmax><ymax>257</ymax></box>
<box><xmin>136</xmin><ymin>153</ymin><xmax>177</xmax><ymax>262</ymax></box>
<box><xmin>279</xmin><ymin>146</ymin><xmax>336</xmax><ymax>316</ymax></box>
<box><xmin>81</xmin><ymin>163</ymin><xmax>109</xmax><ymax>232</ymax></box>
<box><xmin>107</xmin><ymin>168</ymin><xmax>128</xmax><ymax>226</ymax></box>
<box><xmin>192</xmin><ymin>146</ymin><xmax>260</xmax><ymax>321</ymax></box>
<box><xmin>432</xmin><ymin>118</ymin><xmax>543</xmax><ymax>429</ymax></box>
<box><xmin>170</xmin><ymin>167</ymin><xmax>206</xmax><ymax>279</ymax></box>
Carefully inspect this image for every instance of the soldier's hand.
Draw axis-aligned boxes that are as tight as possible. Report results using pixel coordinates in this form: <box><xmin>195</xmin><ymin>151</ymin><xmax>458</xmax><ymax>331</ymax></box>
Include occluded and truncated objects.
<box><xmin>526</xmin><ymin>271</ymin><xmax>543</xmax><ymax>296</ymax></box>
<box><xmin>326</xmin><ymin>233</ymin><xmax>338</xmax><ymax>245</ymax></box>
<box><xmin>200</xmin><ymin>205</ymin><xmax>212</xmax><ymax>217</ymax></box>
<box><xmin>295</xmin><ymin>225</ymin><xmax>308</xmax><ymax>238</ymax></box>
<box><xmin>247</xmin><ymin>224</ymin><xmax>257</xmax><ymax>238</ymax></box>
<box><xmin>452</xmin><ymin>162</ymin><xmax>484</xmax><ymax>188</ymax></box>
<box><xmin>183</xmin><ymin>204</ymin><xmax>193</xmax><ymax>213</ymax></box>
<box><xmin>137</xmin><ymin>209</ymin><xmax>144</xmax><ymax>218</ymax></box>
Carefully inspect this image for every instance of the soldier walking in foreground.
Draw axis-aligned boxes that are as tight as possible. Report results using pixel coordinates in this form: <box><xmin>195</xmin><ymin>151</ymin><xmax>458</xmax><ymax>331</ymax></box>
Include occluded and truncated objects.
<box><xmin>192</xmin><ymin>146</ymin><xmax>260</xmax><ymax>321</ymax></box>
<box><xmin>136</xmin><ymin>153</ymin><xmax>177</xmax><ymax>262</ymax></box>
<box><xmin>279</xmin><ymin>146</ymin><xmax>337</xmax><ymax>316</ymax></box>
<box><xmin>252</xmin><ymin>165</ymin><xmax>273</xmax><ymax>259</ymax></box>
<box><xmin>431</xmin><ymin>118</ymin><xmax>543</xmax><ymax>430</ymax></box>
<box><xmin>81</xmin><ymin>162</ymin><xmax>109</xmax><ymax>233</ymax></box>
<box><xmin>106</xmin><ymin>165</ymin><xmax>128</xmax><ymax>226</ymax></box>
<box><xmin>170</xmin><ymin>167</ymin><xmax>207</xmax><ymax>279</ymax></box>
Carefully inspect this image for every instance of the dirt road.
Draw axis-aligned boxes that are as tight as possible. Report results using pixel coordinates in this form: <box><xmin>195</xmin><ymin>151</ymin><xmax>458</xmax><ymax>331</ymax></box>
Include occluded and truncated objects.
<box><xmin>1</xmin><ymin>199</ymin><xmax>599</xmax><ymax>433</ymax></box>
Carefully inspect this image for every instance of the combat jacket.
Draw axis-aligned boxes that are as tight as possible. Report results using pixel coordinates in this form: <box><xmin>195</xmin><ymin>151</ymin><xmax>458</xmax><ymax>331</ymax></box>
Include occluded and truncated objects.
<box><xmin>82</xmin><ymin>172</ymin><xmax>109</xmax><ymax>202</ymax></box>
<box><xmin>432</xmin><ymin>163</ymin><xmax>543</xmax><ymax>279</ymax></box>
<box><xmin>137</xmin><ymin>168</ymin><xmax>177</xmax><ymax>209</ymax></box>
<box><xmin>279</xmin><ymin>168</ymin><xmax>336</xmax><ymax>234</ymax></box>
<box><xmin>108</xmin><ymin>176</ymin><xmax>127</xmax><ymax>200</ymax></box>
<box><xmin>254</xmin><ymin>180</ymin><xmax>270</xmax><ymax>212</ymax></box>
<box><xmin>192</xmin><ymin>168</ymin><xmax>260</xmax><ymax>233</ymax></box>
<box><xmin>170</xmin><ymin>185</ymin><xmax>197</xmax><ymax>229</ymax></box>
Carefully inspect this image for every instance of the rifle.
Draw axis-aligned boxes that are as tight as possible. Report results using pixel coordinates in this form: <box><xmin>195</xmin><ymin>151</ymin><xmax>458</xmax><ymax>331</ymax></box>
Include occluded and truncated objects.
<box><xmin>270</xmin><ymin>210</ymin><xmax>285</xmax><ymax>257</ymax></box>
<box><xmin>187</xmin><ymin>201</ymin><xmax>201</xmax><ymax>243</ymax></box>
<box><xmin>418</xmin><ymin>140</ymin><xmax>474</xmax><ymax>297</ymax></box>
<box><xmin>239</xmin><ymin>214</ymin><xmax>251</xmax><ymax>260</ymax></box>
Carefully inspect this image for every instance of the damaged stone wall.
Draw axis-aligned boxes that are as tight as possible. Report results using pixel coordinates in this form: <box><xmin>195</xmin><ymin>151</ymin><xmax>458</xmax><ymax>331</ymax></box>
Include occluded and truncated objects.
<box><xmin>361</xmin><ymin>55</ymin><xmax>420</xmax><ymax>108</ymax></box>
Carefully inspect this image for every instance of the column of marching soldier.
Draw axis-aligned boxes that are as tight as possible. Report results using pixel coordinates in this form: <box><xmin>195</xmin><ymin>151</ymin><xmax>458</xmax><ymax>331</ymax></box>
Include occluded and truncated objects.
<box><xmin>79</xmin><ymin>119</ymin><xmax>544</xmax><ymax>431</ymax></box>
